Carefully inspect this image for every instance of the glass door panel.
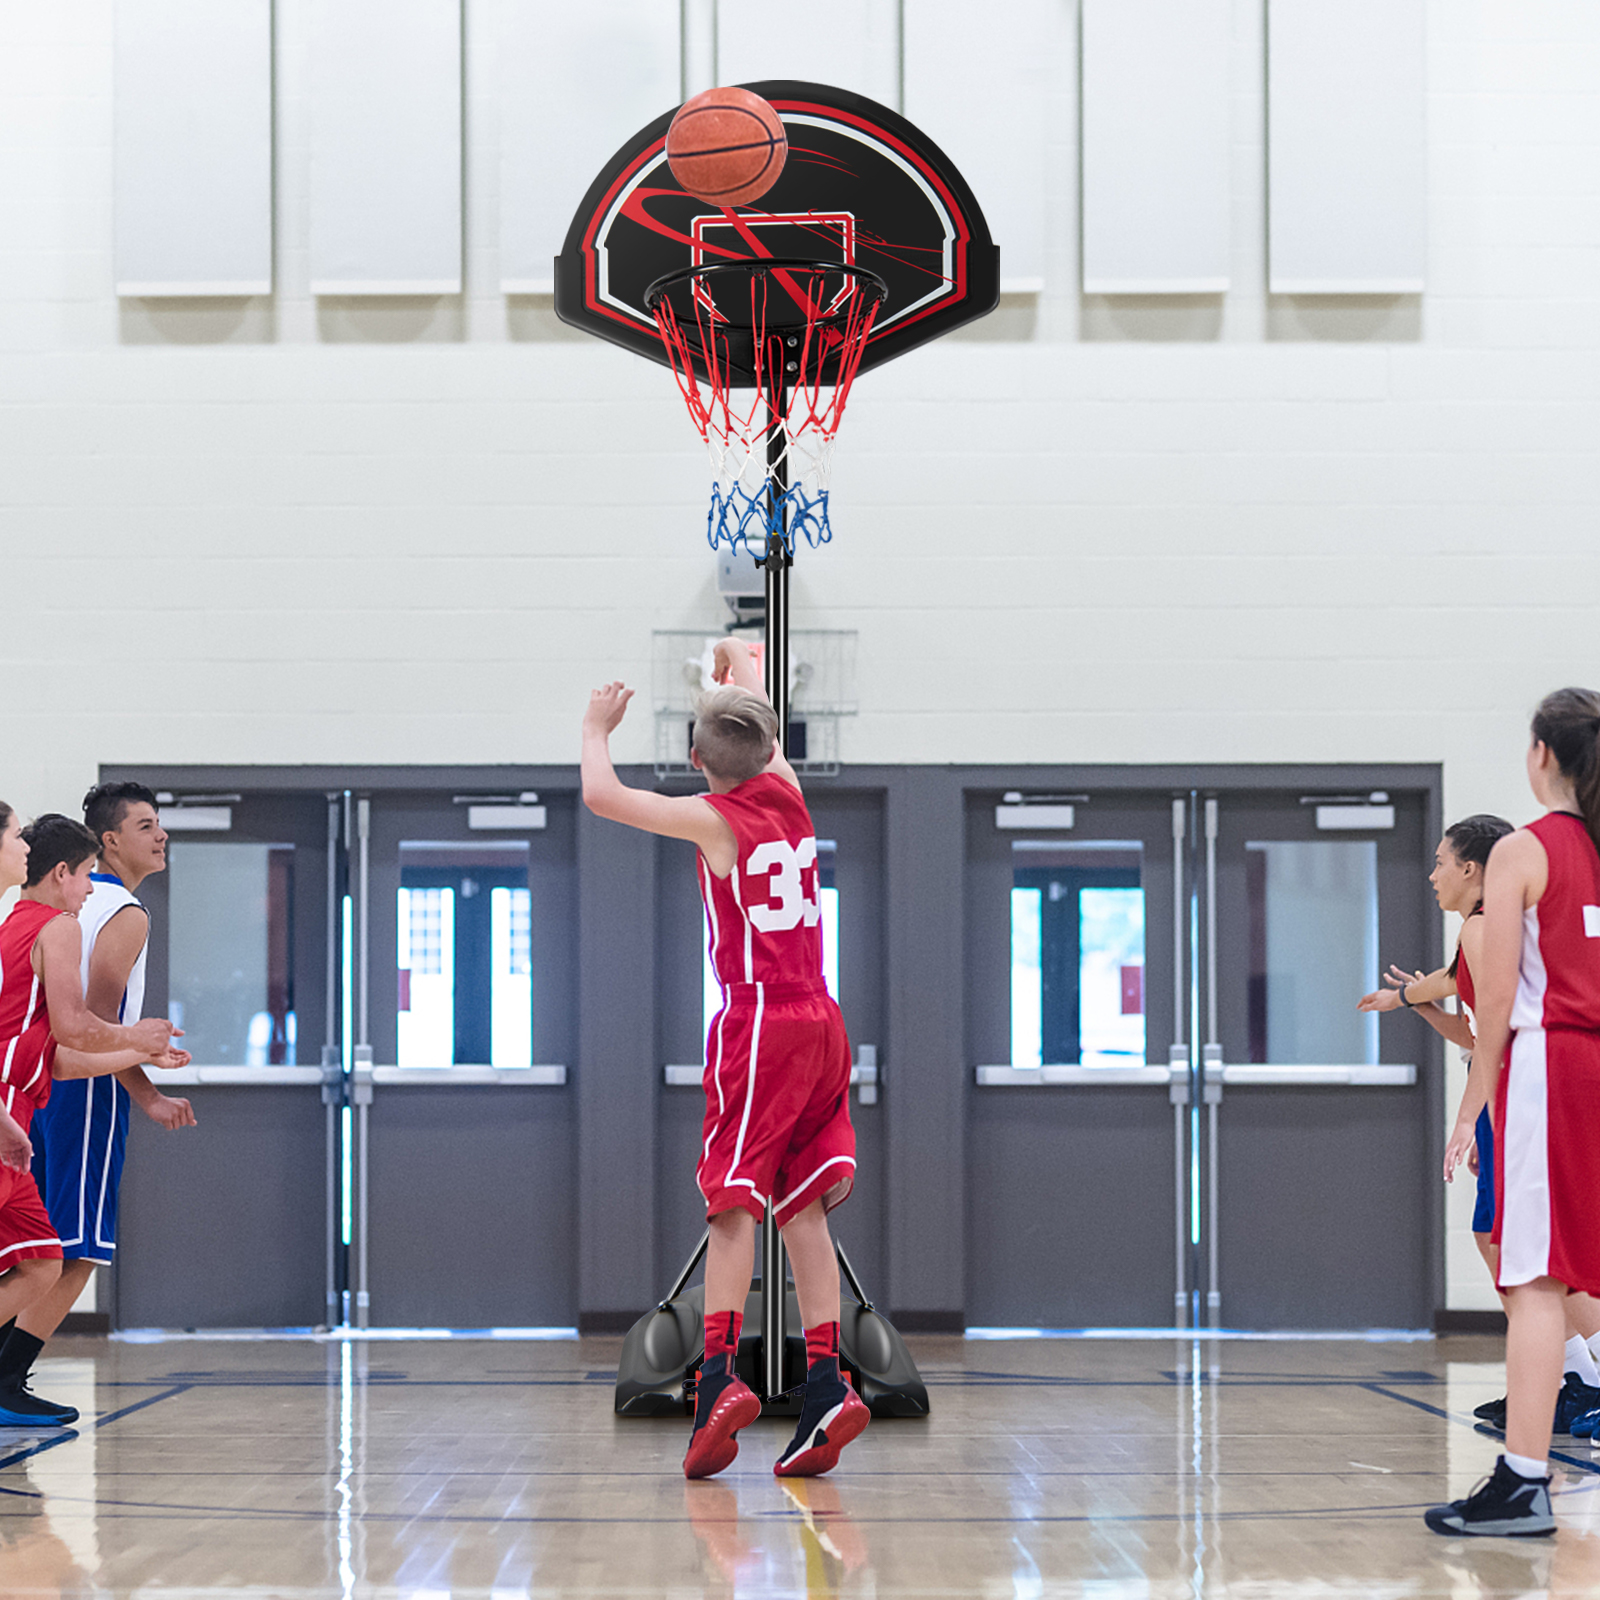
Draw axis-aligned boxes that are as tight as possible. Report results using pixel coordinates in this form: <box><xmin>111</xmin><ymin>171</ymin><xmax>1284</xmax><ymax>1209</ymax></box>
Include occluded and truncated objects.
<box><xmin>396</xmin><ymin>842</ymin><xmax>532</xmax><ymax>1068</ymax></box>
<box><xmin>1009</xmin><ymin>841</ymin><xmax>1145</xmax><ymax>1067</ymax></box>
<box><xmin>168</xmin><ymin>840</ymin><xmax>297</xmax><ymax>1065</ymax></box>
<box><xmin>1244</xmin><ymin>839</ymin><xmax>1378</xmax><ymax>1065</ymax></box>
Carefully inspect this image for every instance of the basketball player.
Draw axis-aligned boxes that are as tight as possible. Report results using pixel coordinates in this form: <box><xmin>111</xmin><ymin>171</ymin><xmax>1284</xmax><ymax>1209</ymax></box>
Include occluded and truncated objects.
<box><xmin>581</xmin><ymin>637</ymin><xmax>869</xmax><ymax>1479</ymax></box>
<box><xmin>0</xmin><ymin>784</ymin><xmax>195</xmax><ymax>1403</ymax></box>
<box><xmin>0</xmin><ymin>812</ymin><xmax>183</xmax><ymax>1423</ymax></box>
<box><xmin>1363</xmin><ymin>817</ymin><xmax>1600</xmax><ymax>1432</ymax></box>
<box><xmin>1426</xmin><ymin>688</ymin><xmax>1600</xmax><ymax>1536</ymax></box>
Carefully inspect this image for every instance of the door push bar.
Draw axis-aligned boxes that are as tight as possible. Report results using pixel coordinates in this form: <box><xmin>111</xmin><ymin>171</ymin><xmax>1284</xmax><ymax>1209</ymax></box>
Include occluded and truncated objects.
<box><xmin>972</xmin><ymin>1060</ymin><xmax>1415</xmax><ymax>1089</ymax></box>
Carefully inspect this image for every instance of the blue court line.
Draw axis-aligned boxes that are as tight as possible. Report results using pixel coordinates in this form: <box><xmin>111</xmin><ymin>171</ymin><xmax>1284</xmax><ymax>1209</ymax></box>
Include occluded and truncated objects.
<box><xmin>1363</xmin><ymin>1381</ymin><xmax>1600</xmax><ymax>1478</ymax></box>
<box><xmin>0</xmin><ymin>1384</ymin><xmax>193</xmax><ymax>1488</ymax></box>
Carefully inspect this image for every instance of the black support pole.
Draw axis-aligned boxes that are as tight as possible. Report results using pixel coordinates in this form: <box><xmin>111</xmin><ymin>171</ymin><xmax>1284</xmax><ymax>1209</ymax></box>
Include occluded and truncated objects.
<box><xmin>759</xmin><ymin>348</ymin><xmax>793</xmax><ymax>1403</ymax></box>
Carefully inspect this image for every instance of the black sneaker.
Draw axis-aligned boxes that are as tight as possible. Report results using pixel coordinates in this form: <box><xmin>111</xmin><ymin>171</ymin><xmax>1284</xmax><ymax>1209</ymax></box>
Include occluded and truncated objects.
<box><xmin>1473</xmin><ymin>1395</ymin><xmax>1507</xmax><ymax>1428</ymax></box>
<box><xmin>772</xmin><ymin>1359</ymin><xmax>869</xmax><ymax>1478</ymax></box>
<box><xmin>1555</xmin><ymin>1371</ymin><xmax>1600</xmax><ymax>1434</ymax></box>
<box><xmin>0</xmin><ymin>1384</ymin><xmax>78</xmax><ymax>1427</ymax></box>
<box><xmin>1424</xmin><ymin>1456</ymin><xmax>1554</xmax><ymax>1537</ymax></box>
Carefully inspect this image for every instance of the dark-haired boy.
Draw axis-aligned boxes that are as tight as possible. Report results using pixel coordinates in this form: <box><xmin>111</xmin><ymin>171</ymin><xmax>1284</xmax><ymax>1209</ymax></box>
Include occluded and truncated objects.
<box><xmin>0</xmin><ymin>816</ymin><xmax>182</xmax><ymax>1422</ymax></box>
<box><xmin>581</xmin><ymin>638</ymin><xmax>867</xmax><ymax>1479</ymax></box>
<box><xmin>0</xmin><ymin>786</ymin><xmax>195</xmax><ymax>1403</ymax></box>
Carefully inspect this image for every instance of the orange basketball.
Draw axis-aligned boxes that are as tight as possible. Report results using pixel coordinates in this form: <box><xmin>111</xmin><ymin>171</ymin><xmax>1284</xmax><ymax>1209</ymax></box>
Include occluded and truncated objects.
<box><xmin>666</xmin><ymin>88</ymin><xmax>788</xmax><ymax>209</ymax></box>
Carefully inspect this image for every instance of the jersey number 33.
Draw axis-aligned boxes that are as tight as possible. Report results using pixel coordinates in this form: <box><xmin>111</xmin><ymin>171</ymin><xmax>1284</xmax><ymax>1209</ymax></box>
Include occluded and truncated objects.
<box><xmin>747</xmin><ymin>838</ymin><xmax>821</xmax><ymax>932</ymax></box>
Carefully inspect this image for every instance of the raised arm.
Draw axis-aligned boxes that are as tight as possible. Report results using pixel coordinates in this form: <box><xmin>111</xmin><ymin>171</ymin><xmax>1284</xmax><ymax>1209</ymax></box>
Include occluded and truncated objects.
<box><xmin>581</xmin><ymin>681</ymin><xmax>738</xmax><ymax>872</ymax></box>
<box><xmin>1443</xmin><ymin>830</ymin><xmax>1545</xmax><ymax>1181</ymax></box>
<box><xmin>34</xmin><ymin>917</ymin><xmax>173</xmax><ymax>1057</ymax></box>
<box><xmin>712</xmin><ymin>638</ymin><xmax>801</xmax><ymax>792</ymax></box>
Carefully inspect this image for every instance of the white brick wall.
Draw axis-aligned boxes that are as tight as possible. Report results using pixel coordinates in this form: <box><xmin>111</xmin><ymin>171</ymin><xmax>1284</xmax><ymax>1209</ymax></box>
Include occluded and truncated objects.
<box><xmin>4</xmin><ymin>0</ymin><xmax>1598</xmax><ymax>1308</ymax></box>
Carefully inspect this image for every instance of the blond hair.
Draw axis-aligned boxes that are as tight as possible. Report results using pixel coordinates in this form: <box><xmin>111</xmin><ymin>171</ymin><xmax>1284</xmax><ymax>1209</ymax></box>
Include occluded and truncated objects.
<box><xmin>692</xmin><ymin>686</ymin><xmax>778</xmax><ymax>783</ymax></box>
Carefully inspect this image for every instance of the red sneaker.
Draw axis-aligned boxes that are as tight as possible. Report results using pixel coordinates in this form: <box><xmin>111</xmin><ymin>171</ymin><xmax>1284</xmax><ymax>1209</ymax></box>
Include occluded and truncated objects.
<box><xmin>772</xmin><ymin>1377</ymin><xmax>869</xmax><ymax>1478</ymax></box>
<box><xmin>683</xmin><ymin>1373</ymin><xmax>761</xmax><ymax>1480</ymax></box>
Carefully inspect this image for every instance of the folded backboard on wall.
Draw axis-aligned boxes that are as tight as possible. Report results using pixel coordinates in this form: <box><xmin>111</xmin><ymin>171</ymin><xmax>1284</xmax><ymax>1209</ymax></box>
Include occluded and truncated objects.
<box><xmin>1268</xmin><ymin>0</ymin><xmax>1426</xmax><ymax>294</ymax></box>
<box><xmin>499</xmin><ymin>1</ymin><xmax>680</xmax><ymax>295</ymax></box>
<box><xmin>717</xmin><ymin>0</ymin><xmax>900</xmax><ymax>112</ymax></box>
<box><xmin>310</xmin><ymin>0</ymin><xmax>463</xmax><ymax>295</ymax></box>
<box><xmin>1081</xmin><ymin>0</ymin><xmax>1231</xmax><ymax>295</ymax></box>
<box><xmin>903</xmin><ymin>0</ymin><xmax>1049</xmax><ymax>292</ymax></box>
<box><xmin>114</xmin><ymin>0</ymin><xmax>272</xmax><ymax>296</ymax></box>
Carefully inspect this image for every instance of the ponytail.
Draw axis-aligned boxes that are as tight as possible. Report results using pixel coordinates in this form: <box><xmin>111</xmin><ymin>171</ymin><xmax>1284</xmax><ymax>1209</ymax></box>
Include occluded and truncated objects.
<box><xmin>1442</xmin><ymin>812</ymin><xmax>1514</xmax><ymax>977</ymax></box>
<box><xmin>1531</xmin><ymin>687</ymin><xmax>1600</xmax><ymax>854</ymax></box>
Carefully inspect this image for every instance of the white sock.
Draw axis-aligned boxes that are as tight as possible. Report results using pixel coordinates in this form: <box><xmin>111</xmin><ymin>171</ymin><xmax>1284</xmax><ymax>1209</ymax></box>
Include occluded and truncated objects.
<box><xmin>1504</xmin><ymin>1451</ymin><xmax>1548</xmax><ymax>1480</ymax></box>
<box><xmin>1587</xmin><ymin>1330</ymin><xmax>1600</xmax><ymax>1367</ymax></box>
<box><xmin>1565</xmin><ymin>1334</ymin><xmax>1600</xmax><ymax>1386</ymax></box>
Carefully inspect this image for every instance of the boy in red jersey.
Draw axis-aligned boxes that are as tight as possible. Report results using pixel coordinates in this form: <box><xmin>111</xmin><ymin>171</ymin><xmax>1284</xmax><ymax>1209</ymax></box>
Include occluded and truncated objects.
<box><xmin>0</xmin><ymin>812</ymin><xmax>184</xmax><ymax>1424</ymax></box>
<box><xmin>582</xmin><ymin>638</ymin><xmax>868</xmax><ymax>1480</ymax></box>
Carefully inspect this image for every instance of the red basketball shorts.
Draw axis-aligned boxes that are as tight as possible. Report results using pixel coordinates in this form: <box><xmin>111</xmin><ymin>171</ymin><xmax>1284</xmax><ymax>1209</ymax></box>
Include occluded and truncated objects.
<box><xmin>0</xmin><ymin>1164</ymin><xmax>62</xmax><ymax>1273</ymax></box>
<box><xmin>1495</xmin><ymin>1026</ymin><xmax>1600</xmax><ymax>1294</ymax></box>
<box><xmin>698</xmin><ymin>982</ymin><xmax>856</xmax><ymax>1229</ymax></box>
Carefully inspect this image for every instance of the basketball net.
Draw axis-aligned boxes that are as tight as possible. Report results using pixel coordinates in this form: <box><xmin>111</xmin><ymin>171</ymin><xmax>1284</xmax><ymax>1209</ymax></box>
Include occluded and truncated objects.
<box><xmin>650</xmin><ymin>265</ymin><xmax>880</xmax><ymax>557</ymax></box>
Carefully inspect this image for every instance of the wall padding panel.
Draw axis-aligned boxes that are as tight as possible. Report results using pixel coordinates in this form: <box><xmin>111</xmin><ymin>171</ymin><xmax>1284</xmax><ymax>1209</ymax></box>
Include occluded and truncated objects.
<box><xmin>1268</xmin><ymin>0</ymin><xmax>1426</xmax><ymax>294</ymax></box>
<box><xmin>114</xmin><ymin>0</ymin><xmax>273</xmax><ymax>296</ymax></box>
<box><xmin>310</xmin><ymin>0</ymin><xmax>463</xmax><ymax>295</ymax></box>
<box><xmin>717</xmin><ymin>0</ymin><xmax>900</xmax><ymax>111</ymax></box>
<box><xmin>1081</xmin><ymin>0</ymin><xmax>1230</xmax><ymax>295</ymax></box>
<box><xmin>903</xmin><ymin>0</ymin><xmax>1049</xmax><ymax>293</ymax></box>
<box><xmin>499</xmin><ymin>1</ymin><xmax>680</xmax><ymax>294</ymax></box>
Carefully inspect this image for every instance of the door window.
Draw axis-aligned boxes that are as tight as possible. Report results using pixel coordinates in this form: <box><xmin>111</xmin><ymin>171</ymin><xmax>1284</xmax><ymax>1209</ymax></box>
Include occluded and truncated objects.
<box><xmin>1245</xmin><ymin>839</ymin><xmax>1379</xmax><ymax>1064</ymax></box>
<box><xmin>1010</xmin><ymin>841</ymin><xmax>1145</xmax><ymax>1067</ymax></box>
<box><xmin>168</xmin><ymin>840</ymin><xmax>296</xmax><ymax>1064</ymax></box>
<box><xmin>396</xmin><ymin>842</ymin><xmax>532</xmax><ymax>1067</ymax></box>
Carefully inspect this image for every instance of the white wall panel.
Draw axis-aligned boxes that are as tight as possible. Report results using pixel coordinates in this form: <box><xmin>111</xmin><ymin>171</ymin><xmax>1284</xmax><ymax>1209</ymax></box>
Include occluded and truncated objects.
<box><xmin>903</xmin><ymin>0</ymin><xmax>1049</xmax><ymax>293</ymax></box>
<box><xmin>717</xmin><ymin>0</ymin><xmax>899</xmax><ymax>111</ymax></box>
<box><xmin>499</xmin><ymin>1</ymin><xmax>680</xmax><ymax>295</ymax></box>
<box><xmin>310</xmin><ymin>0</ymin><xmax>462</xmax><ymax>295</ymax></box>
<box><xmin>114</xmin><ymin>0</ymin><xmax>272</xmax><ymax>296</ymax></box>
<box><xmin>1268</xmin><ymin>0</ymin><xmax>1426</xmax><ymax>293</ymax></box>
<box><xmin>1081</xmin><ymin>0</ymin><xmax>1230</xmax><ymax>295</ymax></box>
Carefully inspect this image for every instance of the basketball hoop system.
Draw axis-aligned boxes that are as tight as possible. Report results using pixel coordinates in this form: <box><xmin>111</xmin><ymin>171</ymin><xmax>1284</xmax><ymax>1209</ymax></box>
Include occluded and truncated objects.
<box><xmin>644</xmin><ymin>257</ymin><xmax>887</xmax><ymax>558</ymax></box>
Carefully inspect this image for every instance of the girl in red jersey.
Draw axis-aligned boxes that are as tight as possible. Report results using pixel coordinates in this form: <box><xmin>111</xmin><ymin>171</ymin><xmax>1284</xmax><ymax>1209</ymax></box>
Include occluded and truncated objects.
<box><xmin>1363</xmin><ymin>817</ymin><xmax>1600</xmax><ymax>1430</ymax></box>
<box><xmin>1427</xmin><ymin>688</ymin><xmax>1600</xmax><ymax>1536</ymax></box>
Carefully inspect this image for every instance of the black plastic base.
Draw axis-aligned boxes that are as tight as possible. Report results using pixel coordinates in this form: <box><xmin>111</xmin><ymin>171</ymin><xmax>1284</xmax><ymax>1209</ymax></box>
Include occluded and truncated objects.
<box><xmin>614</xmin><ymin>1282</ymin><xmax>930</xmax><ymax>1420</ymax></box>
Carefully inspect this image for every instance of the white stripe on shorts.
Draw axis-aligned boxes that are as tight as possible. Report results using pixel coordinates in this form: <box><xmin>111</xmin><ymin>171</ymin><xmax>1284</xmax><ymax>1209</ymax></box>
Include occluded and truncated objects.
<box><xmin>1499</xmin><ymin>1028</ymin><xmax>1552</xmax><ymax>1287</ymax></box>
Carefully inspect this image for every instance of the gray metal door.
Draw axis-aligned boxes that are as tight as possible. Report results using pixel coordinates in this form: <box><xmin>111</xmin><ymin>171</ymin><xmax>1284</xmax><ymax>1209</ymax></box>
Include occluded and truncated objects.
<box><xmin>656</xmin><ymin>787</ymin><xmax>887</xmax><ymax>1294</ymax></box>
<box><xmin>355</xmin><ymin>792</ymin><xmax>577</xmax><ymax>1329</ymax></box>
<box><xmin>114</xmin><ymin>792</ymin><xmax>337</xmax><ymax>1329</ymax></box>
<box><xmin>1201</xmin><ymin>789</ymin><xmax>1438</xmax><ymax>1329</ymax></box>
<box><xmin>966</xmin><ymin>790</ymin><xmax>1187</xmax><ymax>1329</ymax></box>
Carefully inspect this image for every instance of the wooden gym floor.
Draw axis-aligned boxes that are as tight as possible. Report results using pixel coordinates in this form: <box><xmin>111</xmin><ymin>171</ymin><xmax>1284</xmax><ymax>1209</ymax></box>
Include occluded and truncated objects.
<box><xmin>0</xmin><ymin>1331</ymin><xmax>1593</xmax><ymax>1596</ymax></box>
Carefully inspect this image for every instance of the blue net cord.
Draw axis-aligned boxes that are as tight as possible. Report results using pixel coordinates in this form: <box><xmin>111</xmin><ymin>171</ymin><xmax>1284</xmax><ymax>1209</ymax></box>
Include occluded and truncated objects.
<box><xmin>707</xmin><ymin>482</ymin><xmax>832</xmax><ymax>557</ymax></box>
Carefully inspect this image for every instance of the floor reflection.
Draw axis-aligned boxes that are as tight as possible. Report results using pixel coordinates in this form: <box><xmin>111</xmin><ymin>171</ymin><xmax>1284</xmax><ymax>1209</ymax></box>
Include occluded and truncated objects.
<box><xmin>685</xmin><ymin>1475</ymin><xmax>872</xmax><ymax>1597</ymax></box>
<box><xmin>0</xmin><ymin>1333</ymin><xmax>1593</xmax><ymax>1597</ymax></box>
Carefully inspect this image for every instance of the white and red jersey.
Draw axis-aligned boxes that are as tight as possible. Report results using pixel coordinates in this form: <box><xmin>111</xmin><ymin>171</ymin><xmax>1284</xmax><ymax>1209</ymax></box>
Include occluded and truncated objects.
<box><xmin>698</xmin><ymin>773</ymin><xmax>826</xmax><ymax>994</ymax></box>
<box><xmin>0</xmin><ymin>901</ymin><xmax>62</xmax><ymax>1133</ymax></box>
<box><xmin>1509</xmin><ymin>811</ymin><xmax>1600</xmax><ymax>1033</ymax></box>
<box><xmin>1495</xmin><ymin>810</ymin><xmax>1600</xmax><ymax>1292</ymax></box>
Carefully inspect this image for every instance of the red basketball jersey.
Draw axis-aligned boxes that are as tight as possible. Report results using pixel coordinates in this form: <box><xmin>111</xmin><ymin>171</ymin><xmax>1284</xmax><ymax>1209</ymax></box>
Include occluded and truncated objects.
<box><xmin>1510</xmin><ymin>811</ymin><xmax>1600</xmax><ymax>1034</ymax></box>
<box><xmin>699</xmin><ymin>773</ymin><xmax>825</xmax><ymax>991</ymax></box>
<box><xmin>0</xmin><ymin>901</ymin><xmax>62</xmax><ymax>1132</ymax></box>
<box><xmin>1455</xmin><ymin>917</ymin><xmax>1477</xmax><ymax>1028</ymax></box>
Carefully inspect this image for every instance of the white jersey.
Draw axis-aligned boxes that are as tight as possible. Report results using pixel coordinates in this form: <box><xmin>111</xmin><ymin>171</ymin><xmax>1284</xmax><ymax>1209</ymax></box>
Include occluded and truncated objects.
<box><xmin>78</xmin><ymin>874</ymin><xmax>147</xmax><ymax>1024</ymax></box>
